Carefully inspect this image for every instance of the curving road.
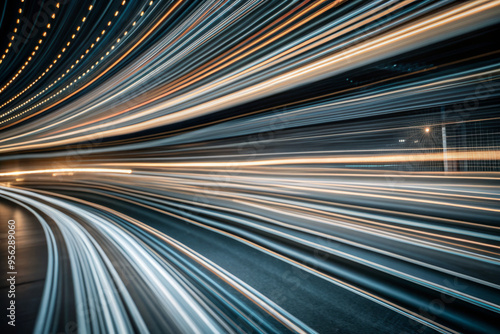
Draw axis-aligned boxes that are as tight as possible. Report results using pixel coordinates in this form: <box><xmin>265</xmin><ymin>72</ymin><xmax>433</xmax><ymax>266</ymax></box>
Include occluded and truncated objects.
<box><xmin>1</xmin><ymin>168</ymin><xmax>499</xmax><ymax>333</ymax></box>
<box><xmin>0</xmin><ymin>0</ymin><xmax>499</xmax><ymax>333</ymax></box>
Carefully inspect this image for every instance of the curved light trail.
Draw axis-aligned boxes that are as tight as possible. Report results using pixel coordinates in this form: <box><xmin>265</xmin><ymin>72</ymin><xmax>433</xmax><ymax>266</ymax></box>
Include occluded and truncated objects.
<box><xmin>0</xmin><ymin>0</ymin><xmax>499</xmax><ymax>333</ymax></box>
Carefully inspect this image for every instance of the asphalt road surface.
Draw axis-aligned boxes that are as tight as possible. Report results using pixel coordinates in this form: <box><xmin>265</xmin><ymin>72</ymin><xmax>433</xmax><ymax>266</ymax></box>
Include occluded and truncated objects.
<box><xmin>0</xmin><ymin>169</ymin><xmax>498</xmax><ymax>333</ymax></box>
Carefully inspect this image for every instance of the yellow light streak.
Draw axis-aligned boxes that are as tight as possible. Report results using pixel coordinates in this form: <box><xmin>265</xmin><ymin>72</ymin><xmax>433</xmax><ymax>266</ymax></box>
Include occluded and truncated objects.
<box><xmin>0</xmin><ymin>168</ymin><xmax>132</xmax><ymax>177</ymax></box>
<box><xmin>109</xmin><ymin>151</ymin><xmax>500</xmax><ymax>168</ymax></box>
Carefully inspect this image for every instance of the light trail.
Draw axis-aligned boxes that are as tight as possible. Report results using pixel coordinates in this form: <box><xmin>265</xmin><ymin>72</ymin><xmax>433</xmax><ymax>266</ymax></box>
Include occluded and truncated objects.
<box><xmin>103</xmin><ymin>150</ymin><xmax>500</xmax><ymax>168</ymax></box>
<box><xmin>0</xmin><ymin>168</ymin><xmax>132</xmax><ymax>177</ymax></box>
<box><xmin>0</xmin><ymin>0</ymin><xmax>498</xmax><ymax>333</ymax></box>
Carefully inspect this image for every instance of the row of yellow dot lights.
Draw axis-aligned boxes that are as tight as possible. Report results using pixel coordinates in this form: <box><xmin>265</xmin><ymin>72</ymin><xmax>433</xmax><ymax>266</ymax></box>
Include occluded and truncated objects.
<box><xmin>0</xmin><ymin>0</ymin><xmax>155</xmax><ymax>125</ymax></box>
<box><xmin>0</xmin><ymin>0</ymin><xmax>26</xmax><ymax>66</ymax></box>
<box><xmin>0</xmin><ymin>1</ymin><xmax>88</xmax><ymax>111</ymax></box>
<box><xmin>0</xmin><ymin>2</ymin><xmax>60</xmax><ymax>94</ymax></box>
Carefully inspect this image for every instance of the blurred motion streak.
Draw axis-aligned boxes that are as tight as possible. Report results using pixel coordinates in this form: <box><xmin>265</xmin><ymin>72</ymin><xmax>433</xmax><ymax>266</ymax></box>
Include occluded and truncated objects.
<box><xmin>0</xmin><ymin>0</ymin><xmax>499</xmax><ymax>333</ymax></box>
